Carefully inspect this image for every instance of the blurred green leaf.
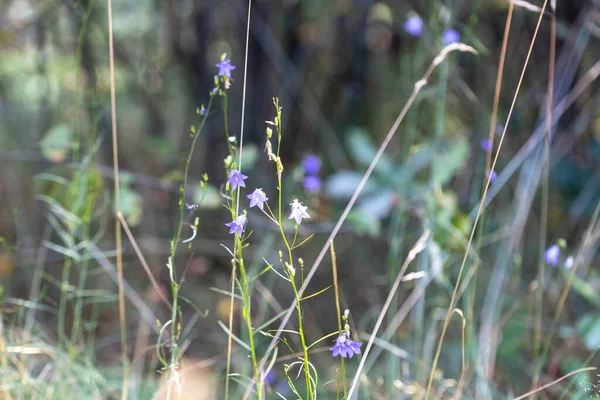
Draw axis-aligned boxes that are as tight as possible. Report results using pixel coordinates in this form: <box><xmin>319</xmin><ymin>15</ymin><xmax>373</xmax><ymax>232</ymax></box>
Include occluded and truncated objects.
<box><xmin>194</xmin><ymin>184</ymin><xmax>221</xmax><ymax>210</ymax></box>
<box><xmin>346</xmin><ymin>128</ymin><xmax>393</xmax><ymax>176</ymax></box>
<box><xmin>325</xmin><ymin>171</ymin><xmax>376</xmax><ymax>199</ymax></box>
<box><xmin>40</xmin><ymin>124</ymin><xmax>73</xmax><ymax>163</ymax></box>
<box><xmin>358</xmin><ymin>190</ymin><xmax>396</xmax><ymax>218</ymax></box>
<box><xmin>431</xmin><ymin>137</ymin><xmax>469</xmax><ymax>186</ymax></box>
<box><xmin>118</xmin><ymin>185</ymin><xmax>143</xmax><ymax>227</ymax></box>
<box><xmin>577</xmin><ymin>313</ymin><xmax>600</xmax><ymax>350</ymax></box>
<box><xmin>346</xmin><ymin>210</ymin><xmax>381</xmax><ymax>237</ymax></box>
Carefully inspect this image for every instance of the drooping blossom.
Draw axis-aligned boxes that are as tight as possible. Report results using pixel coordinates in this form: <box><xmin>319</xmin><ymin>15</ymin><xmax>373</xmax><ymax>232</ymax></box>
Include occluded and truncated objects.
<box><xmin>289</xmin><ymin>199</ymin><xmax>310</xmax><ymax>225</ymax></box>
<box><xmin>486</xmin><ymin>169</ymin><xmax>497</xmax><ymax>184</ymax></box>
<box><xmin>216</xmin><ymin>57</ymin><xmax>236</xmax><ymax>78</ymax></box>
<box><xmin>225</xmin><ymin>214</ymin><xmax>247</xmax><ymax>238</ymax></box>
<box><xmin>329</xmin><ymin>332</ymin><xmax>362</xmax><ymax>359</ymax></box>
<box><xmin>227</xmin><ymin>169</ymin><xmax>248</xmax><ymax>191</ymax></box>
<box><xmin>404</xmin><ymin>16</ymin><xmax>423</xmax><ymax>37</ymax></box>
<box><xmin>247</xmin><ymin>188</ymin><xmax>269</xmax><ymax>211</ymax></box>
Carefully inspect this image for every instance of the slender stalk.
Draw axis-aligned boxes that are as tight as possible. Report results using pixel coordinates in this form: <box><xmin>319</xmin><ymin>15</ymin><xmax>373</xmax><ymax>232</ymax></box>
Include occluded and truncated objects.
<box><xmin>106</xmin><ymin>0</ymin><xmax>128</xmax><ymax>397</ymax></box>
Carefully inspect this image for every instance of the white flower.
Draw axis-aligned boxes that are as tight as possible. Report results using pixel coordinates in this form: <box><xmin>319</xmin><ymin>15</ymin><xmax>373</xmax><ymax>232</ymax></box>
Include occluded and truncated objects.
<box><xmin>289</xmin><ymin>199</ymin><xmax>310</xmax><ymax>225</ymax></box>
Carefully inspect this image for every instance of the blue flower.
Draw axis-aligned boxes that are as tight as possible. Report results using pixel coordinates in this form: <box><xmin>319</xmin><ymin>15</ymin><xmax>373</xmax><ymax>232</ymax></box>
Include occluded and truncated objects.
<box><xmin>544</xmin><ymin>244</ymin><xmax>560</xmax><ymax>266</ymax></box>
<box><xmin>330</xmin><ymin>332</ymin><xmax>362</xmax><ymax>359</ymax></box>
<box><xmin>225</xmin><ymin>214</ymin><xmax>247</xmax><ymax>238</ymax></box>
<box><xmin>302</xmin><ymin>155</ymin><xmax>321</xmax><ymax>176</ymax></box>
<box><xmin>200</xmin><ymin>106</ymin><xmax>206</xmax><ymax>116</ymax></box>
<box><xmin>404</xmin><ymin>16</ymin><xmax>423</xmax><ymax>37</ymax></box>
<box><xmin>443</xmin><ymin>28</ymin><xmax>460</xmax><ymax>45</ymax></box>
<box><xmin>216</xmin><ymin>57</ymin><xmax>236</xmax><ymax>78</ymax></box>
<box><xmin>303</xmin><ymin>176</ymin><xmax>321</xmax><ymax>192</ymax></box>
<box><xmin>481</xmin><ymin>138</ymin><xmax>492</xmax><ymax>152</ymax></box>
<box><xmin>289</xmin><ymin>199</ymin><xmax>310</xmax><ymax>225</ymax></box>
<box><xmin>247</xmin><ymin>188</ymin><xmax>268</xmax><ymax>211</ymax></box>
<box><xmin>486</xmin><ymin>169</ymin><xmax>497</xmax><ymax>183</ymax></box>
<box><xmin>227</xmin><ymin>170</ymin><xmax>248</xmax><ymax>191</ymax></box>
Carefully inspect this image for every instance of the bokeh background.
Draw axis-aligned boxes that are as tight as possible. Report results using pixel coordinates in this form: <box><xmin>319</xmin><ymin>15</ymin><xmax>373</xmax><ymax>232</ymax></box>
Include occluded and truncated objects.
<box><xmin>1</xmin><ymin>0</ymin><xmax>600</xmax><ymax>398</ymax></box>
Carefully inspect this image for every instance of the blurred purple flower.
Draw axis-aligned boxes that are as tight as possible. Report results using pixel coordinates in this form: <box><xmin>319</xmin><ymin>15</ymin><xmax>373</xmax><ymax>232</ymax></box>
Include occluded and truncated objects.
<box><xmin>544</xmin><ymin>245</ymin><xmax>560</xmax><ymax>266</ymax></box>
<box><xmin>303</xmin><ymin>176</ymin><xmax>322</xmax><ymax>192</ymax></box>
<box><xmin>247</xmin><ymin>188</ymin><xmax>268</xmax><ymax>211</ymax></box>
<box><xmin>481</xmin><ymin>138</ymin><xmax>492</xmax><ymax>152</ymax></box>
<box><xmin>330</xmin><ymin>332</ymin><xmax>362</xmax><ymax>359</ymax></box>
<box><xmin>200</xmin><ymin>106</ymin><xmax>206</xmax><ymax>116</ymax></box>
<box><xmin>216</xmin><ymin>57</ymin><xmax>236</xmax><ymax>78</ymax></box>
<box><xmin>404</xmin><ymin>16</ymin><xmax>423</xmax><ymax>37</ymax></box>
<box><xmin>289</xmin><ymin>199</ymin><xmax>310</xmax><ymax>225</ymax></box>
<box><xmin>302</xmin><ymin>155</ymin><xmax>321</xmax><ymax>175</ymax></box>
<box><xmin>225</xmin><ymin>214</ymin><xmax>247</xmax><ymax>238</ymax></box>
<box><xmin>227</xmin><ymin>170</ymin><xmax>248</xmax><ymax>191</ymax></box>
<box><xmin>486</xmin><ymin>169</ymin><xmax>497</xmax><ymax>183</ymax></box>
<box><xmin>443</xmin><ymin>28</ymin><xmax>460</xmax><ymax>45</ymax></box>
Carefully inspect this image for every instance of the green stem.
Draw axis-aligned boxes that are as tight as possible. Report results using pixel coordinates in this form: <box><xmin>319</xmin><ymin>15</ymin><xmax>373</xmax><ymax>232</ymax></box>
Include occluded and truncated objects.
<box><xmin>168</xmin><ymin>95</ymin><xmax>215</xmax><ymax>371</ymax></box>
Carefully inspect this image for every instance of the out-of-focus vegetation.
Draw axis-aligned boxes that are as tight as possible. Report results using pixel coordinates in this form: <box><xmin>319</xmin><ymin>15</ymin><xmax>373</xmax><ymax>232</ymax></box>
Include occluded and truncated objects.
<box><xmin>1</xmin><ymin>0</ymin><xmax>600</xmax><ymax>399</ymax></box>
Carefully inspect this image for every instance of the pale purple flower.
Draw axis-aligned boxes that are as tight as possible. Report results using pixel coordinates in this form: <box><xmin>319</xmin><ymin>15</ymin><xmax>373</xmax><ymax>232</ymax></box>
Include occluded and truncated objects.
<box><xmin>247</xmin><ymin>188</ymin><xmax>268</xmax><ymax>210</ymax></box>
<box><xmin>303</xmin><ymin>176</ymin><xmax>321</xmax><ymax>192</ymax></box>
<box><xmin>486</xmin><ymin>169</ymin><xmax>497</xmax><ymax>183</ymax></box>
<box><xmin>545</xmin><ymin>245</ymin><xmax>560</xmax><ymax>266</ymax></box>
<box><xmin>227</xmin><ymin>170</ymin><xmax>248</xmax><ymax>191</ymax></box>
<box><xmin>443</xmin><ymin>28</ymin><xmax>460</xmax><ymax>45</ymax></box>
<box><xmin>330</xmin><ymin>332</ymin><xmax>362</xmax><ymax>359</ymax></box>
<box><xmin>200</xmin><ymin>106</ymin><xmax>206</xmax><ymax>116</ymax></box>
<box><xmin>225</xmin><ymin>214</ymin><xmax>247</xmax><ymax>238</ymax></box>
<box><xmin>481</xmin><ymin>138</ymin><xmax>492</xmax><ymax>152</ymax></box>
<box><xmin>404</xmin><ymin>16</ymin><xmax>423</xmax><ymax>37</ymax></box>
<box><xmin>302</xmin><ymin>155</ymin><xmax>321</xmax><ymax>175</ymax></box>
<box><xmin>216</xmin><ymin>57</ymin><xmax>236</xmax><ymax>78</ymax></box>
<box><xmin>565</xmin><ymin>255</ymin><xmax>574</xmax><ymax>269</ymax></box>
<box><xmin>289</xmin><ymin>199</ymin><xmax>310</xmax><ymax>225</ymax></box>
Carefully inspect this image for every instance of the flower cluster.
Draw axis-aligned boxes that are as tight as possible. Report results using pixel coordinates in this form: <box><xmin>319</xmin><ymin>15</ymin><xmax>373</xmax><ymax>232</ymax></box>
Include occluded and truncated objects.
<box><xmin>330</xmin><ymin>332</ymin><xmax>362</xmax><ymax>359</ymax></box>
<box><xmin>330</xmin><ymin>310</ymin><xmax>362</xmax><ymax>359</ymax></box>
<box><xmin>302</xmin><ymin>154</ymin><xmax>322</xmax><ymax>192</ymax></box>
<box><xmin>402</xmin><ymin>15</ymin><xmax>461</xmax><ymax>45</ymax></box>
<box><xmin>545</xmin><ymin>241</ymin><xmax>578</xmax><ymax>269</ymax></box>
<box><xmin>224</xmin><ymin>170</ymin><xmax>311</xmax><ymax>238</ymax></box>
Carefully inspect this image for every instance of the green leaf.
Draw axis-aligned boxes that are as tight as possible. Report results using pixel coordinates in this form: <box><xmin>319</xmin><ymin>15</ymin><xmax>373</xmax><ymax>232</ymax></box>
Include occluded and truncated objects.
<box><xmin>40</xmin><ymin>124</ymin><xmax>74</xmax><ymax>163</ymax></box>
<box><xmin>346</xmin><ymin>210</ymin><xmax>381</xmax><ymax>237</ymax></box>
<box><xmin>194</xmin><ymin>184</ymin><xmax>221</xmax><ymax>209</ymax></box>
<box><xmin>325</xmin><ymin>171</ymin><xmax>377</xmax><ymax>199</ymax></box>
<box><xmin>576</xmin><ymin>313</ymin><xmax>600</xmax><ymax>350</ymax></box>
<box><xmin>346</xmin><ymin>128</ymin><xmax>393</xmax><ymax>176</ymax></box>
<box><xmin>431</xmin><ymin>137</ymin><xmax>469</xmax><ymax>186</ymax></box>
<box><xmin>358</xmin><ymin>190</ymin><xmax>396</xmax><ymax>218</ymax></box>
<box><xmin>118</xmin><ymin>185</ymin><xmax>143</xmax><ymax>226</ymax></box>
